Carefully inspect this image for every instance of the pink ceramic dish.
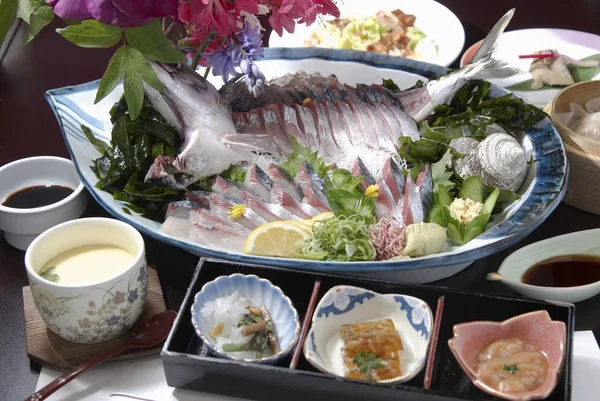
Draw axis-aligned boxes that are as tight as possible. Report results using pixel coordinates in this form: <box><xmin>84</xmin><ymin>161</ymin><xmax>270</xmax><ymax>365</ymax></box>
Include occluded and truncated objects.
<box><xmin>448</xmin><ymin>310</ymin><xmax>566</xmax><ymax>401</ymax></box>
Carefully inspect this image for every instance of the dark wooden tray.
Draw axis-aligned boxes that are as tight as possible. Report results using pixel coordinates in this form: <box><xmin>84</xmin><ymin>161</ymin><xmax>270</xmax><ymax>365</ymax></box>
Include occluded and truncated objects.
<box><xmin>161</xmin><ymin>258</ymin><xmax>574</xmax><ymax>401</ymax></box>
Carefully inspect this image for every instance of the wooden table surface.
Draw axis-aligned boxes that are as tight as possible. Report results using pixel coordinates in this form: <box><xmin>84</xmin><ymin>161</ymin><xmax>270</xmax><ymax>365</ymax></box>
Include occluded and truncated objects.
<box><xmin>2</xmin><ymin>2</ymin><xmax>600</xmax><ymax>400</ymax></box>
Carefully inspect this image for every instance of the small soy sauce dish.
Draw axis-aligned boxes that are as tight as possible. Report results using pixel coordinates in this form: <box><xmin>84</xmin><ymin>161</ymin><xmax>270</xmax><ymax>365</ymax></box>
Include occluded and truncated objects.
<box><xmin>488</xmin><ymin>228</ymin><xmax>600</xmax><ymax>303</ymax></box>
<box><xmin>0</xmin><ymin>156</ymin><xmax>87</xmax><ymax>250</ymax></box>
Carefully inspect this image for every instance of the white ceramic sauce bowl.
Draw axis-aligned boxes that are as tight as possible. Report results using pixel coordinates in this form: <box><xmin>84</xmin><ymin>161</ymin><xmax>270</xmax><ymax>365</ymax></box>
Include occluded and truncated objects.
<box><xmin>24</xmin><ymin>217</ymin><xmax>148</xmax><ymax>344</ymax></box>
<box><xmin>494</xmin><ymin>228</ymin><xmax>600</xmax><ymax>303</ymax></box>
<box><xmin>0</xmin><ymin>156</ymin><xmax>88</xmax><ymax>250</ymax></box>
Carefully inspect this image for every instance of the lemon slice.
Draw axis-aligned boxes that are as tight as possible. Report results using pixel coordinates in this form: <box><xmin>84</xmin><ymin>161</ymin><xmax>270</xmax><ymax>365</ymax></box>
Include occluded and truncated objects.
<box><xmin>243</xmin><ymin>221</ymin><xmax>312</xmax><ymax>257</ymax></box>
<box><xmin>310</xmin><ymin>212</ymin><xmax>335</xmax><ymax>221</ymax></box>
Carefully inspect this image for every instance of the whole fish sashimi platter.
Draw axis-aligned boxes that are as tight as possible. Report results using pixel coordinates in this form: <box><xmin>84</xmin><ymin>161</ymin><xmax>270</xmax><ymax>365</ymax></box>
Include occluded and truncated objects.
<box><xmin>86</xmin><ymin>10</ymin><xmax>548</xmax><ymax>263</ymax></box>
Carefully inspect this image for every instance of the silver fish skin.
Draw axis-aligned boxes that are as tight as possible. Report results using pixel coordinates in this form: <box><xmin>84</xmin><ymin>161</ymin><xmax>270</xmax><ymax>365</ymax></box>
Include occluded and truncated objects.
<box><xmin>244</xmin><ymin>164</ymin><xmax>273</xmax><ymax>202</ymax></box>
<box><xmin>395</xmin><ymin>9</ymin><xmax>522</xmax><ymax>122</ymax></box>
<box><xmin>296</xmin><ymin>162</ymin><xmax>331</xmax><ymax>213</ymax></box>
<box><xmin>143</xmin><ymin>61</ymin><xmax>257</xmax><ymax>188</ymax></box>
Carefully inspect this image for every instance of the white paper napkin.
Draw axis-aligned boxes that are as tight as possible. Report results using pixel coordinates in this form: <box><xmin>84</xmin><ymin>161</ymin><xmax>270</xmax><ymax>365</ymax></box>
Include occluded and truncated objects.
<box><xmin>35</xmin><ymin>331</ymin><xmax>600</xmax><ymax>401</ymax></box>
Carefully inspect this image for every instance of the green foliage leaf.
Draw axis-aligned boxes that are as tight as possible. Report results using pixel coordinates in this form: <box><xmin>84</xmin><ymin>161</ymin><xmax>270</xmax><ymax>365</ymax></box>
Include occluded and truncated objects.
<box><xmin>124</xmin><ymin>19</ymin><xmax>185</xmax><ymax>63</ymax></box>
<box><xmin>56</xmin><ymin>20</ymin><xmax>122</xmax><ymax>48</ymax></box>
<box><xmin>220</xmin><ymin>164</ymin><xmax>248</xmax><ymax>184</ymax></box>
<box><xmin>95</xmin><ymin>45</ymin><xmax>164</xmax><ymax>120</ymax></box>
<box><xmin>431</xmin><ymin>149</ymin><xmax>455</xmax><ymax>191</ymax></box>
<box><xmin>17</xmin><ymin>0</ymin><xmax>30</xmax><ymax>23</ymax></box>
<box><xmin>459</xmin><ymin>175</ymin><xmax>483</xmax><ymax>203</ymax></box>
<box><xmin>95</xmin><ymin>45</ymin><xmax>128</xmax><ymax>104</ymax></box>
<box><xmin>81</xmin><ymin>124</ymin><xmax>109</xmax><ymax>153</ymax></box>
<box><xmin>323</xmin><ymin>169</ymin><xmax>375</xmax><ymax>223</ymax></box>
<box><xmin>381</xmin><ymin>78</ymin><xmax>400</xmax><ymax>92</ymax></box>
<box><xmin>0</xmin><ymin>0</ymin><xmax>18</xmax><ymax>46</ymax></box>
<box><xmin>280</xmin><ymin>137</ymin><xmax>330</xmax><ymax>178</ymax></box>
<box><xmin>25</xmin><ymin>3</ymin><xmax>54</xmax><ymax>43</ymax></box>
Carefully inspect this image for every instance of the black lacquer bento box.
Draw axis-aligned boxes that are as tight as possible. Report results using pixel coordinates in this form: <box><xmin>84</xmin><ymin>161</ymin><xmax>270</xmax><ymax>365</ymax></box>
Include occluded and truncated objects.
<box><xmin>161</xmin><ymin>258</ymin><xmax>575</xmax><ymax>401</ymax></box>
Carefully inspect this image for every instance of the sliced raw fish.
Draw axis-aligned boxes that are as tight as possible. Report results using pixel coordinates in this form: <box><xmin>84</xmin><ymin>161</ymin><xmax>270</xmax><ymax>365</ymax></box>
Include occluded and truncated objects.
<box><xmin>241</xmin><ymin>191</ymin><xmax>300</xmax><ymax>222</ymax></box>
<box><xmin>270</xmin><ymin>184</ymin><xmax>314</xmax><ymax>219</ymax></box>
<box><xmin>185</xmin><ymin>190</ymin><xmax>211</xmax><ymax>208</ymax></box>
<box><xmin>403</xmin><ymin>176</ymin><xmax>424</xmax><ymax>224</ymax></box>
<box><xmin>208</xmin><ymin>193</ymin><xmax>267</xmax><ymax>230</ymax></box>
<box><xmin>374</xmin><ymin>178</ymin><xmax>402</xmax><ymax>221</ymax></box>
<box><xmin>416</xmin><ymin>164</ymin><xmax>433</xmax><ymax>217</ymax></box>
<box><xmin>266</xmin><ymin>163</ymin><xmax>303</xmax><ymax>202</ymax></box>
<box><xmin>165</xmin><ymin>200</ymin><xmax>205</xmax><ymax>218</ymax></box>
<box><xmin>190</xmin><ymin>208</ymin><xmax>251</xmax><ymax>236</ymax></box>
<box><xmin>160</xmin><ymin>216</ymin><xmax>194</xmax><ymax>238</ymax></box>
<box><xmin>211</xmin><ymin>176</ymin><xmax>245</xmax><ymax>202</ymax></box>
<box><xmin>244</xmin><ymin>164</ymin><xmax>273</xmax><ymax>202</ymax></box>
<box><xmin>350</xmin><ymin>157</ymin><xmax>376</xmax><ymax>191</ymax></box>
<box><xmin>189</xmin><ymin>223</ymin><xmax>247</xmax><ymax>251</ymax></box>
<box><xmin>296</xmin><ymin>162</ymin><xmax>331</xmax><ymax>213</ymax></box>
<box><xmin>381</xmin><ymin>158</ymin><xmax>406</xmax><ymax>202</ymax></box>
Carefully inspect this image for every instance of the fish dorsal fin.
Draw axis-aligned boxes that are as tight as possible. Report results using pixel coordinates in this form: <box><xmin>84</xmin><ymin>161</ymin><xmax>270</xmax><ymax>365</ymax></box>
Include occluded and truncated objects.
<box><xmin>469</xmin><ymin>8</ymin><xmax>515</xmax><ymax>64</ymax></box>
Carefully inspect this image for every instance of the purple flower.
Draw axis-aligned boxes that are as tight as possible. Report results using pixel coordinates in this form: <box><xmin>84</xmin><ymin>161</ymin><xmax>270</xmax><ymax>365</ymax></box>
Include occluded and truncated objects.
<box><xmin>107</xmin><ymin>315</ymin><xmax>120</xmax><ymax>326</ymax></box>
<box><xmin>236</xmin><ymin>21</ymin><xmax>264</xmax><ymax>60</ymax></box>
<box><xmin>46</xmin><ymin>0</ymin><xmax>177</xmax><ymax>28</ymax></box>
<box><xmin>137</xmin><ymin>266</ymin><xmax>146</xmax><ymax>282</ymax></box>
<box><xmin>241</xmin><ymin>58</ymin><xmax>266</xmax><ymax>97</ymax></box>
<box><xmin>128</xmin><ymin>288</ymin><xmax>138</xmax><ymax>303</ymax></box>
<box><xmin>204</xmin><ymin>21</ymin><xmax>266</xmax><ymax>96</ymax></box>
<box><xmin>204</xmin><ymin>41</ymin><xmax>242</xmax><ymax>83</ymax></box>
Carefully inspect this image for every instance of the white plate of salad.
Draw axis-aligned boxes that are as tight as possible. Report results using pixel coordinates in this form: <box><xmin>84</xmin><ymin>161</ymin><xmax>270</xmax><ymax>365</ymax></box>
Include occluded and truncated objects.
<box><xmin>267</xmin><ymin>0</ymin><xmax>465</xmax><ymax>67</ymax></box>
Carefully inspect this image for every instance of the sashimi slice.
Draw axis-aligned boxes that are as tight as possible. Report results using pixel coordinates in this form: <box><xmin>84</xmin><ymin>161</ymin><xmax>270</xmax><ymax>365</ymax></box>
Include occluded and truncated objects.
<box><xmin>185</xmin><ymin>190</ymin><xmax>211</xmax><ymax>208</ymax></box>
<box><xmin>260</xmin><ymin>107</ymin><xmax>294</xmax><ymax>154</ymax></box>
<box><xmin>244</xmin><ymin>164</ymin><xmax>273</xmax><ymax>202</ymax></box>
<box><xmin>241</xmin><ymin>190</ymin><xmax>300</xmax><ymax>222</ymax></box>
<box><xmin>296</xmin><ymin>162</ymin><xmax>332</xmax><ymax>213</ymax></box>
<box><xmin>189</xmin><ymin>223</ymin><xmax>247</xmax><ymax>252</ymax></box>
<box><xmin>266</xmin><ymin>163</ymin><xmax>303</xmax><ymax>202</ymax></box>
<box><xmin>416</xmin><ymin>164</ymin><xmax>433</xmax><ymax>217</ymax></box>
<box><xmin>160</xmin><ymin>216</ymin><xmax>194</xmax><ymax>239</ymax></box>
<box><xmin>165</xmin><ymin>200</ymin><xmax>205</xmax><ymax>218</ymax></box>
<box><xmin>208</xmin><ymin>193</ymin><xmax>267</xmax><ymax>230</ymax></box>
<box><xmin>402</xmin><ymin>176</ymin><xmax>424</xmax><ymax>224</ymax></box>
<box><xmin>350</xmin><ymin>157</ymin><xmax>376</xmax><ymax>191</ymax></box>
<box><xmin>270</xmin><ymin>184</ymin><xmax>314</xmax><ymax>219</ymax></box>
<box><xmin>381</xmin><ymin>158</ymin><xmax>406</xmax><ymax>202</ymax></box>
<box><xmin>190</xmin><ymin>208</ymin><xmax>251</xmax><ymax>236</ymax></box>
<box><xmin>374</xmin><ymin>178</ymin><xmax>403</xmax><ymax>222</ymax></box>
<box><xmin>212</xmin><ymin>176</ymin><xmax>245</xmax><ymax>202</ymax></box>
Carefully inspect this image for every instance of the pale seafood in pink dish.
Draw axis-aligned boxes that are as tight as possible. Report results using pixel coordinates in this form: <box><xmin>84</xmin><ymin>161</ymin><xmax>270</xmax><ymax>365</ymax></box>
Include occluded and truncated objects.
<box><xmin>447</xmin><ymin>310</ymin><xmax>566</xmax><ymax>401</ymax></box>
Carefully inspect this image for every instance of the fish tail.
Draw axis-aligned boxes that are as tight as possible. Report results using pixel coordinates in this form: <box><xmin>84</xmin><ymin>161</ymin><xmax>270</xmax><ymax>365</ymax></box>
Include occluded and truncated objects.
<box><xmin>463</xmin><ymin>8</ymin><xmax>523</xmax><ymax>80</ymax></box>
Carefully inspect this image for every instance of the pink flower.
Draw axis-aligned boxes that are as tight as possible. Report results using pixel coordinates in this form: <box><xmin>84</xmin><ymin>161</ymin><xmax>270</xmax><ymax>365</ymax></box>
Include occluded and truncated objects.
<box><xmin>269</xmin><ymin>0</ymin><xmax>340</xmax><ymax>36</ymax></box>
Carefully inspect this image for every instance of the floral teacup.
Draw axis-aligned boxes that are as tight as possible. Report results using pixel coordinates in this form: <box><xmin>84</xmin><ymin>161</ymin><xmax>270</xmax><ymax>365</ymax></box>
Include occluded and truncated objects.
<box><xmin>24</xmin><ymin>217</ymin><xmax>148</xmax><ymax>344</ymax></box>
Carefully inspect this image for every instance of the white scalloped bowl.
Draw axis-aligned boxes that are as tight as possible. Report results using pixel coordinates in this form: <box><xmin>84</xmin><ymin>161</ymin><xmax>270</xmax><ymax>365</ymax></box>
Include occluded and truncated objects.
<box><xmin>303</xmin><ymin>285</ymin><xmax>433</xmax><ymax>384</ymax></box>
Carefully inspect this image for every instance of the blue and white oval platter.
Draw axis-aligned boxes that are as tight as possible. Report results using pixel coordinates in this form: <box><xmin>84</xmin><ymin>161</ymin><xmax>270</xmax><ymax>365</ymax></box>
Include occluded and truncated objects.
<box><xmin>45</xmin><ymin>47</ymin><xmax>567</xmax><ymax>283</ymax></box>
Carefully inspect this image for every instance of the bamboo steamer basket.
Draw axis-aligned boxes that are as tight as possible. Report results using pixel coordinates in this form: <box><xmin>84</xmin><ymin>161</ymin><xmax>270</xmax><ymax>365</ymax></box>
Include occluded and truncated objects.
<box><xmin>546</xmin><ymin>80</ymin><xmax>600</xmax><ymax>214</ymax></box>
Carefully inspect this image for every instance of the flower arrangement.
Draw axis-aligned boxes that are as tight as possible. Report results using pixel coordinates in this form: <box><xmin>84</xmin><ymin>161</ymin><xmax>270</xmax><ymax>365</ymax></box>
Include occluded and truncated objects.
<box><xmin>0</xmin><ymin>0</ymin><xmax>340</xmax><ymax>118</ymax></box>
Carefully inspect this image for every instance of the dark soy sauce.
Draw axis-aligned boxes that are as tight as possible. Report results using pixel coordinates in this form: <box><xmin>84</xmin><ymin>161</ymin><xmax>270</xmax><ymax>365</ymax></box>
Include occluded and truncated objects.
<box><xmin>2</xmin><ymin>185</ymin><xmax>74</xmax><ymax>209</ymax></box>
<box><xmin>521</xmin><ymin>254</ymin><xmax>600</xmax><ymax>287</ymax></box>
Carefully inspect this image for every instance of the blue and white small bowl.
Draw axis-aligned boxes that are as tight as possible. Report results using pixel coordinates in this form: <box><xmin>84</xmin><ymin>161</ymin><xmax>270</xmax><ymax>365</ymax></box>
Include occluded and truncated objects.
<box><xmin>191</xmin><ymin>273</ymin><xmax>300</xmax><ymax>364</ymax></box>
<box><xmin>303</xmin><ymin>285</ymin><xmax>433</xmax><ymax>384</ymax></box>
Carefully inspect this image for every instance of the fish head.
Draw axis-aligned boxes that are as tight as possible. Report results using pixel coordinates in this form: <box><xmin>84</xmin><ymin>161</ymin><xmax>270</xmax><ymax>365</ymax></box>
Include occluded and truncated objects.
<box><xmin>145</xmin><ymin>61</ymin><xmax>235</xmax><ymax>136</ymax></box>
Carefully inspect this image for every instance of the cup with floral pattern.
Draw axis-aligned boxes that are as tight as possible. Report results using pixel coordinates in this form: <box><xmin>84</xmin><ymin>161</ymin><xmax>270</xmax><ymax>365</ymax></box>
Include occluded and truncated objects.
<box><xmin>24</xmin><ymin>217</ymin><xmax>148</xmax><ymax>344</ymax></box>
